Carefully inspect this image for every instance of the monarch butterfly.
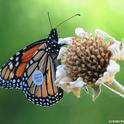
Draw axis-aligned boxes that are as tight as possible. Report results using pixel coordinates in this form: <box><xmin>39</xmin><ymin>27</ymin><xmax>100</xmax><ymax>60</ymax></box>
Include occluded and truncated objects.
<box><xmin>0</xmin><ymin>13</ymin><xmax>80</xmax><ymax>107</ymax></box>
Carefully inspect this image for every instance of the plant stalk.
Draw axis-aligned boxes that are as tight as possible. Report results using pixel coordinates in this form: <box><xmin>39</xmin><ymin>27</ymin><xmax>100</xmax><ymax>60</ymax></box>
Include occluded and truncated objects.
<box><xmin>103</xmin><ymin>79</ymin><xmax>124</xmax><ymax>98</ymax></box>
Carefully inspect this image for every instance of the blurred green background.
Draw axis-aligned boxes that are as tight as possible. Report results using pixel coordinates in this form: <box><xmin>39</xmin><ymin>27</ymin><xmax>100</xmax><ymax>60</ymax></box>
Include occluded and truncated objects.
<box><xmin>0</xmin><ymin>0</ymin><xmax>124</xmax><ymax>124</ymax></box>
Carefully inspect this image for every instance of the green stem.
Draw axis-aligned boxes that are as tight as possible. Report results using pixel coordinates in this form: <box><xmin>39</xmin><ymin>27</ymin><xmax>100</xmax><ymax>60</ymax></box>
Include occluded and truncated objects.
<box><xmin>103</xmin><ymin>79</ymin><xmax>124</xmax><ymax>98</ymax></box>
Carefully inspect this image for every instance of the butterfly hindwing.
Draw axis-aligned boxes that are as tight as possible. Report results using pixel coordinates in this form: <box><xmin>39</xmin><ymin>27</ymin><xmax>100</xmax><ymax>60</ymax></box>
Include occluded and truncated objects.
<box><xmin>22</xmin><ymin>46</ymin><xmax>63</xmax><ymax>106</ymax></box>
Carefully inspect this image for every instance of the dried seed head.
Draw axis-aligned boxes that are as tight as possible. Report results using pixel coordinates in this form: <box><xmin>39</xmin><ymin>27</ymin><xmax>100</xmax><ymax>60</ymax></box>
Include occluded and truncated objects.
<box><xmin>62</xmin><ymin>34</ymin><xmax>112</xmax><ymax>84</ymax></box>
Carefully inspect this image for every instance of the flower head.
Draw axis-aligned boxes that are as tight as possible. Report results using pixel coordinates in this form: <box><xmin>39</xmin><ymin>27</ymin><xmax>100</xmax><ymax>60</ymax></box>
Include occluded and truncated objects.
<box><xmin>56</xmin><ymin>28</ymin><xmax>124</xmax><ymax>100</ymax></box>
<box><xmin>62</xmin><ymin>34</ymin><xmax>112</xmax><ymax>84</ymax></box>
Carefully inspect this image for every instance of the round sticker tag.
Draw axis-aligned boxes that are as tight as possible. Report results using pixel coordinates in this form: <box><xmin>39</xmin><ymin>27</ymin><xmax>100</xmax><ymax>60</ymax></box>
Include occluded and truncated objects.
<box><xmin>32</xmin><ymin>70</ymin><xmax>43</xmax><ymax>86</ymax></box>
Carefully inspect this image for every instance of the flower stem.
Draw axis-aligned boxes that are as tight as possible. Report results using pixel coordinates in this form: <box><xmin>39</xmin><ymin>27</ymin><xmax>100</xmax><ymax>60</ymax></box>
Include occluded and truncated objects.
<box><xmin>103</xmin><ymin>79</ymin><xmax>124</xmax><ymax>98</ymax></box>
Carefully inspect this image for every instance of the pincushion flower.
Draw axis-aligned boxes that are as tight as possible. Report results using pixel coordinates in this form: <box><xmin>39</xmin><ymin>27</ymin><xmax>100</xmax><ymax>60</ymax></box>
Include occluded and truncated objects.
<box><xmin>55</xmin><ymin>28</ymin><xmax>124</xmax><ymax>100</ymax></box>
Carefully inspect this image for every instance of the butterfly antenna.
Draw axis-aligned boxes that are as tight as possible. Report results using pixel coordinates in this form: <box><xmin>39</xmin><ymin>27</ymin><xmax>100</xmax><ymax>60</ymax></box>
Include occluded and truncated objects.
<box><xmin>56</xmin><ymin>14</ymin><xmax>81</xmax><ymax>28</ymax></box>
<box><xmin>47</xmin><ymin>12</ymin><xmax>53</xmax><ymax>29</ymax></box>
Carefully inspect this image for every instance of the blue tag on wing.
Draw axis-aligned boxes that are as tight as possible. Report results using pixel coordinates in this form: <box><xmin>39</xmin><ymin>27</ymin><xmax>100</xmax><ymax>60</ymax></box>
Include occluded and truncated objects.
<box><xmin>32</xmin><ymin>70</ymin><xmax>43</xmax><ymax>86</ymax></box>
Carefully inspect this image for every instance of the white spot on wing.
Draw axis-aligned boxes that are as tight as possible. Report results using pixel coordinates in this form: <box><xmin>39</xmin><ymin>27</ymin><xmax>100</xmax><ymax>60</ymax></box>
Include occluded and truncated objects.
<box><xmin>15</xmin><ymin>62</ymin><xmax>19</xmax><ymax>67</ymax></box>
<box><xmin>30</xmin><ymin>60</ymin><xmax>33</xmax><ymax>64</ymax></box>
<box><xmin>16</xmin><ymin>57</ymin><xmax>19</xmax><ymax>61</ymax></box>
<box><xmin>9</xmin><ymin>63</ymin><xmax>13</xmax><ymax>70</ymax></box>
<box><xmin>10</xmin><ymin>57</ymin><xmax>14</xmax><ymax>60</ymax></box>
<box><xmin>10</xmin><ymin>72</ymin><xmax>14</xmax><ymax>78</ymax></box>
<box><xmin>16</xmin><ymin>52</ymin><xmax>20</xmax><ymax>56</ymax></box>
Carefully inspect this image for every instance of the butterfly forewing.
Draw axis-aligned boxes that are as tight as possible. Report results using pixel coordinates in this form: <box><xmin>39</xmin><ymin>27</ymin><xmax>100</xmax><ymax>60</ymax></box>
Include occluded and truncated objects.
<box><xmin>0</xmin><ymin>40</ymin><xmax>46</xmax><ymax>88</ymax></box>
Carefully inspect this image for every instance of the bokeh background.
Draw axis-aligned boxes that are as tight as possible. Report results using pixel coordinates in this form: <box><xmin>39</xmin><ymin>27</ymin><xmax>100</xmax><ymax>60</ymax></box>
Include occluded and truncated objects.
<box><xmin>0</xmin><ymin>0</ymin><xmax>124</xmax><ymax>124</ymax></box>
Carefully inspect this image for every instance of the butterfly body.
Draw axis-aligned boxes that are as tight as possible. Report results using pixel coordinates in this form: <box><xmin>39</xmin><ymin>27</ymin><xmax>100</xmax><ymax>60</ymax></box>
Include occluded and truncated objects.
<box><xmin>45</xmin><ymin>29</ymin><xmax>60</xmax><ymax>55</ymax></box>
<box><xmin>0</xmin><ymin>28</ymin><xmax>63</xmax><ymax>107</ymax></box>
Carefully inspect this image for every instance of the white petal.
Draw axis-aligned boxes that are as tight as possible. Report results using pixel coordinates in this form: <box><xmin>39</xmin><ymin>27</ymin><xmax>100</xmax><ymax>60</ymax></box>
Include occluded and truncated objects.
<box><xmin>56</xmin><ymin>64</ymin><xmax>66</xmax><ymax>80</ymax></box>
<box><xmin>70</xmin><ymin>77</ymin><xmax>84</xmax><ymax>88</ymax></box>
<box><xmin>96</xmin><ymin>60</ymin><xmax>120</xmax><ymax>85</ymax></box>
<box><xmin>95</xmin><ymin>29</ymin><xmax>114</xmax><ymax>40</ymax></box>
<box><xmin>107</xmin><ymin>60</ymin><xmax>120</xmax><ymax>74</ymax></box>
<box><xmin>57</xmin><ymin>47</ymin><xmax>67</xmax><ymax>60</ymax></box>
<box><xmin>120</xmin><ymin>42</ymin><xmax>124</xmax><ymax>60</ymax></box>
<box><xmin>75</xmin><ymin>27</ymin><xmax>86</xmax><ymax>38</ymax></box>
<box><xmin>56</xmin><ymin>75</ymin><xmax>89</xmax><ymax>94</ymax></box>
<box><xmin>57</xmin><ymin>77</ymin><xmax>73</xmax><ymax>93</ymax></box>
<box><xmin>108</xmin><ymin>41</ymin><xmax>122</xmax><ymax>59</ymax></box>
<box><xmin>95</xmin><ymin>29</ymin><xmax>124</xmax><ymax>60</ymax></box>
<box><xmin>58</xmin><ymin>37</ymin><xmax>73</xmax><ymax>45</ymax></box>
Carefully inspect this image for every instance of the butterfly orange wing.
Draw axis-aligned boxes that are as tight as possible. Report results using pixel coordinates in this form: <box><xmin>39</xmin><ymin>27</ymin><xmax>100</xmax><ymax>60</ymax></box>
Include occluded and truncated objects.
<box><xmin>0</xmin><ymin>40</ymin><xmax>46</xmax><ymax>88</ymax></box>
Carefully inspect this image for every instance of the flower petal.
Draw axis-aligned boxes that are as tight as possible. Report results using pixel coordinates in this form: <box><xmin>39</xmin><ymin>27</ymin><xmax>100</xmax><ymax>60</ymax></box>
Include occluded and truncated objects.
<box><xmin>96</xmin><ymin>60</ymin><xmax>120</xmax><ymax>85</ymax></box>
<box><xmin>95</xmin><ymin>29</ymin><xmax>114</xmax><ymax>41</ymax></box>
<box><xmin>108</xmin><ymin>40</ymin><xmax>122</xmax><ymax>60</ymax></box>
<box><xmin>75</xmin><ymin>27</ymin><xmax>86</xmax><ymax>38</ymax></box>
<box><xmin>72</xmin><ymin>88</ymin><xmax>81</xmax><ymax>98</ymax></box>
<box><xmin>59</xmin><ymin>37</ymin><xmax>74</xmax><ymax>45</ymax></box>
<box><xmin>56</xmin><ymin>64</ymin><xmax>67</xmax><ymax>80</ymax></box>
<box><xmin>57</xmin><ymin>47</ymin><xmax>67</xmax><ymax>60</ymax></box>
<box><xmin>55</xmin><ymin>76</ymin><xmax>72</xmax><ymax>93</ymax></box>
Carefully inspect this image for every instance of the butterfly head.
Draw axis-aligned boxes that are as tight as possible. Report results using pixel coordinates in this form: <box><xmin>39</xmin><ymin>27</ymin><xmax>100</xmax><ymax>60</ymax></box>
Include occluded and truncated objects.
<box><xmin>46</xmin><ymin>13</ymin><xmax>80</xmax><ymax>54</ymax></box>
<box><xmin>48</xmin><ymin>28</ymin><xmax>58</xmax><ymax>42</ymax></box>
